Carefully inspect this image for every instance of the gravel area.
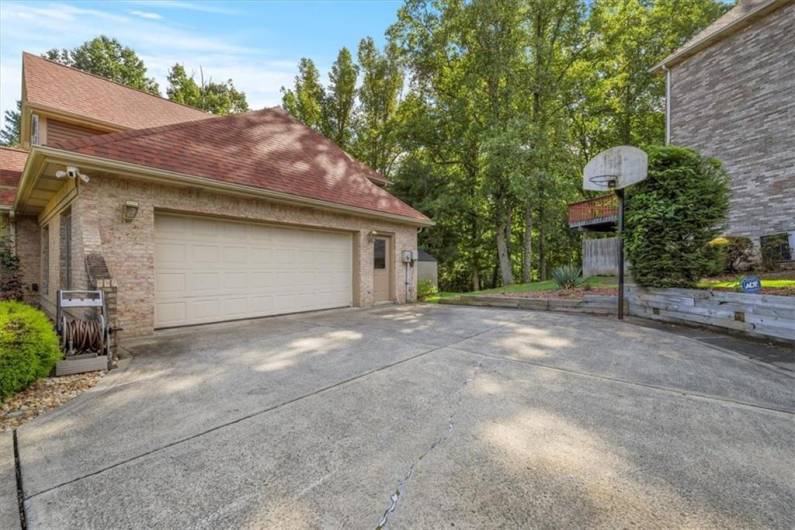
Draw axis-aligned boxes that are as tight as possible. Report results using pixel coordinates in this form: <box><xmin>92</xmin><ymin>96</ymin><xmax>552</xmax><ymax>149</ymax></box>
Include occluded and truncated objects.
<box><xmin>1</xmin><ymin>372</ymin><xmax>104</xmax><ymax>431</ymax></box>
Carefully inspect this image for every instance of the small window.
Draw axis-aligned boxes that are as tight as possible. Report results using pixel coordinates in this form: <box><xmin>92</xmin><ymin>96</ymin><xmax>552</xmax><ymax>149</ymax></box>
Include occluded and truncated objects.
<box><xmin>31</xmin><ymin>114</ymin><xmax>40</xmax><ymax>145</ymax></box>
<box><xmin>374</xmin><ymin>239</ymin><xmax>386</xmax><ymax>269</ymax></box>
<box><xmin>760</xmin><ymin>233</ymin><xmax>792</xmax><ymax>264</ymax></box>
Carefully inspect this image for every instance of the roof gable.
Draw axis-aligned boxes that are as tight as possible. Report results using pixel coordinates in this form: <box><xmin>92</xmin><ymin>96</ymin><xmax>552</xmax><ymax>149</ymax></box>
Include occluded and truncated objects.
<box><xmin>22</xmin><ymin>53</ymin><xmax>208</xmax><ymax>129</ymax></box>
<box><xmin>51</xmin><ymin>108</ymin><xmax>429</xmax><ymax>223</ymax></box>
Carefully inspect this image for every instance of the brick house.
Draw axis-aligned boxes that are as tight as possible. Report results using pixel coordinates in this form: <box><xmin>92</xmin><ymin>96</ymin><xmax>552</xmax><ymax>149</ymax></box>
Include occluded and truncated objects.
<box><xmin>652</xmin><ymin>0</ymin><xmax>795</xmax><ymax>261</ymax></box>
<box><xmin>0</xmin><ymin>53</ymin><xmax>431</xmax><ymax>339</ymax></box>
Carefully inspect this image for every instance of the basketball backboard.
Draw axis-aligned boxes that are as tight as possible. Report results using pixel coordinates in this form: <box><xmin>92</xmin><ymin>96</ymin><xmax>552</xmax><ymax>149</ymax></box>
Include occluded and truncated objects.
<box><xmin>583</xmin><ymin>146</ymin><xmax>647</xmax><ymax>191</ymax></box>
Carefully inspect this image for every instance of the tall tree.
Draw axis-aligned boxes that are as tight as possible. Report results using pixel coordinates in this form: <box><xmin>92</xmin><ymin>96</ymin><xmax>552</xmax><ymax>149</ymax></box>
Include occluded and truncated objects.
<box><xmin>352</xmin><ymin>37</ymin><xmax>405</xmax><ymax>177</ymax></box>
<box><xmin>0</xmin><ymin>101</ymin><xmax>21</xmax><ymax>147</ymax></box>
<box><xmin>325</xmin><ymin>47</ymin><xmax>359</xmax><ymax>149</ymax></box>
<box><xmin>45</xmin><ymin>36</ymin><xmax>159</xmax><ymax>94</ymax></box>
<box><xmin>167</xmin><ymin>64</ymin><xmax>249</xmax><ymax>115</ymax></box>
<box><xmin>281</xmin><ymin>58</ymin><xmax>327</xmax><ymax>132</ymax></box>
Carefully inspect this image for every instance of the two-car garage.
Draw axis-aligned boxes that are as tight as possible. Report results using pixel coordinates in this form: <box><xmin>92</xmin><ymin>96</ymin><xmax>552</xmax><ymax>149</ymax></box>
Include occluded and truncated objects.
<box><xmin>153</xmin><ymin>214</ymin><xmax>353</xmax><ymax>328</ymax></box>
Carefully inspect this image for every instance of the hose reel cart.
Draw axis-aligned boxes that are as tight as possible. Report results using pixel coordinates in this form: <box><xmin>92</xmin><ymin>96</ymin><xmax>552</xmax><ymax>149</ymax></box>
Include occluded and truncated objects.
<box><xmin>55</xmin><ymin>290</ymin><xmax>113</xmax><ymax>375</ymax></box>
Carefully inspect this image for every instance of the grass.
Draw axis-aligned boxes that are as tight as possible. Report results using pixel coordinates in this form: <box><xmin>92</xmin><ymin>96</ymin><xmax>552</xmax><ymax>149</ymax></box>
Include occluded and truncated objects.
<box><xmin>698</xmin><ymin>277</ymin><xmax>795</xmax><ymax>290</ymax></box>
<box><xmin>423</xmin><ymin>276</ymin><xmax>616</xmax><ymax>303</ymax></box>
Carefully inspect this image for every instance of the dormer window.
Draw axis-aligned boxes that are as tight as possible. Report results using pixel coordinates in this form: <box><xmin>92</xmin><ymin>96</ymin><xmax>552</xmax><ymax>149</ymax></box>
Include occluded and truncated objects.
<box><xmin>31</xmin><ymin>113</ymin><xmax>40</xmax><ymax>145</ymax></box>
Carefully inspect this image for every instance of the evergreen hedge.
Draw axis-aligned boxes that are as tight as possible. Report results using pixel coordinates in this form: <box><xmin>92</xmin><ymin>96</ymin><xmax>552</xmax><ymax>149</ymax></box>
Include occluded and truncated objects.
<box><xmin>0</xmin><ymin>301</ymin><xmax>62</xmax><ymax>400</ymax></box>
<box><xmin>625</xmin><ymin>146</ymin><xmax>729</xmax><ymax>288</ymax></box>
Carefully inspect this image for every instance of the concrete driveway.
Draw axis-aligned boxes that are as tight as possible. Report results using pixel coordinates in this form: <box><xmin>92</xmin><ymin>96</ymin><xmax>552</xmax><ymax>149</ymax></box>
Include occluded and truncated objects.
<box><xmin>14</xmin><ymin>305</ymin><xmax>795</xmax><ymax>528</ymax></box>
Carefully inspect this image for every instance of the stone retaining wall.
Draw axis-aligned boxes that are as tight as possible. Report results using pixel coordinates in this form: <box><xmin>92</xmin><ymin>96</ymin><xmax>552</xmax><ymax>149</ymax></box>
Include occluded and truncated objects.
<box><xmin>441</xmin><ymin>294</ymin><xmax>623</xmax><ymax>316</ymax></box>
<box><xmin>626</xmin><ymin>285</ymin><xmax>795</xmax><ymax>344</ymax></box>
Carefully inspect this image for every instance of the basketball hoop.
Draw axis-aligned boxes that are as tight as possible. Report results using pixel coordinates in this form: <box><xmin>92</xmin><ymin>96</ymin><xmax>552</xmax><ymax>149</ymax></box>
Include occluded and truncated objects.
<box><xmin>582</xmin><ymin>146</ymin><xmax>649</xmax><ymax>321</ymax></box>
<box><xmin>587</xmin><ymin>174</ymin><xmax>618</xmax><ymax>189</ymax></box>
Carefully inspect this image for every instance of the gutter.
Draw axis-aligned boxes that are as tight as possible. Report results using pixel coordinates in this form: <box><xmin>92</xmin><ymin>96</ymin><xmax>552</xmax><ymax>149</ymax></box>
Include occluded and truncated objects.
<box><xmin>15</xmin><ymin>146</ymin><xmax>434</xmax><ymax>227</ymax></box>
<box><xmin>650</xmin><ymin>0</ymin><xmax>788</xmax><ymax>74</ymax></box>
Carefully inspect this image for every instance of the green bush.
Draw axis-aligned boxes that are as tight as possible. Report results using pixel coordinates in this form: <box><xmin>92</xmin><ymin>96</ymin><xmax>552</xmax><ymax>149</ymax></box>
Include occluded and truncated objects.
<box><xmin>705</xmin><ymin>235</ymin><xmax>754</xmax><ymax>275</ymax></box>
<box><xmin>0</xmin><ymin>301</ymin><xmax>61</xmax><ymax>400</ymax></box>
<box><xmin>417</xmin><ymin>279</ymin><xmax>438</xmax><ymax>301</ymax></box>
<box><xmin>552</xmin><ymin>264</ymin><xmax>583</xmax><ymax>289</ymax></box>
<box><xmin>625</xmin><ymin>146</ymin><xmax>729</xmax><ymax>288</ymax></box>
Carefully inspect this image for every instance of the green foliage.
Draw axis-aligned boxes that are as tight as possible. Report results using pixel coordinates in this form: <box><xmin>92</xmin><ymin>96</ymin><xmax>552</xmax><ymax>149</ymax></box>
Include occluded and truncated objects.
<box><xmin>45</xmin><ymin>36</ymin><xmax>159</xmax><ymax>94</ymax></box>
<box><xmin>705</xmin><ymin>235</ymin><xmax>754</xmax><ymax>275</ymax></box>
<box><xmin>278</xmin><ymin>0</ymin><xmax>727</xmax><ymax>292</ymax></box>
<box><xmin>325</xmin><ymin>47</ymin><xmax>359</xmax><ymax>149</ymax></box>
<box><xmin>167</xmin><ymin>64</ymin><xmax>249</xmax><ymax>115</ymax></box>
<box><xmin>625</xmin><ymin>146</ymin><xmax>730</xmax><ymax>288</ymax></box>
<box><xmin>552</xmin><ymin>264</ymin><xmax>584</xmax><ymax>289</ymax></box>
<box><xmin>0</xmin><ymin>301</ymin><xmax>61</xmax><ymax>400</ymax></box>
<box><xmin>0</xmin><ymin>100</ymin><xmax>21</xmax><ymax>147</ymax></box>
<box><xmin>417</xmin><ymin>279</ymin><xmax>438</xmax><ymax>301</ymax></box>
<box><xmin>0</xmin><ymin>237</ymin><xmax>24</xmax><ymax>301</ymax></box>
<box><xmin>281</xmin><ymin>58</ymin><xmax>326</xmax><ymax>132</ymax></box>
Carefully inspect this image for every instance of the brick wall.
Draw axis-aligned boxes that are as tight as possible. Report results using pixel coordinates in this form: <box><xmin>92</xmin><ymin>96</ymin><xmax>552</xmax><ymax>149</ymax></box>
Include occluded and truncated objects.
<box><xmin>14</xmin><ymin>215</ymin><xmax>40</xmax><ymax>304</ymax></box>
<box><xmin>75</xmin><ymin>173</ymin><xmax>418</xmax><ymax>338</ymax></box>
<box><xmin>669</xmin><ymin>3</ymin><xmax>795</xmax><ymax>244</ymax></box>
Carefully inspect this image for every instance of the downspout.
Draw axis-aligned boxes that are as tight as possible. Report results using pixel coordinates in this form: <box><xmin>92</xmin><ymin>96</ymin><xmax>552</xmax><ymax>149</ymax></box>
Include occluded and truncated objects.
<box><xmin>664</xmin><ymin>65</ymin><xmax>672</xmax><ymax>145</ymax></box>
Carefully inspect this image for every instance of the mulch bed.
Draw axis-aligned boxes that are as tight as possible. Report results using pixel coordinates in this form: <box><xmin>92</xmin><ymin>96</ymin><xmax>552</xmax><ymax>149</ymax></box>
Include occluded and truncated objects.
<box><xmin>1</xmin><ymin>372</ymin><xmax>104</xmax><ymax>431</ymax></box>
<box><xmin>490</xmin><ymin>287</ymin><xmax>617</xmax><ymax>300</ymax></box>
<box><xmin>708</xmin><ymin>286</ymin><xmax>795</xmax><ymax>296</ymax></box>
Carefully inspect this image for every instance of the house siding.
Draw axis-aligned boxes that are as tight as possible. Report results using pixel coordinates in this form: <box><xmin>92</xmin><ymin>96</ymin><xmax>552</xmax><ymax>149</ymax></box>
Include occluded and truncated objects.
<box><xmin>70</xmin><ymin>174</ymin><xmax>418</xmax><ymax>338</ymax></box>
<box><xmin>669</xmin><ymin>2</ymin><xmax>795</xmax><ymax>244</ymax></box>
<box><xmin>45</xmin><ymin>118</ymin><xmax>107</xmax><ymax>146</ymax></box>
<box><xmin>15</xmin><ymin>215</ymin><xmax>41</xmax><ymax>304</ymax></box>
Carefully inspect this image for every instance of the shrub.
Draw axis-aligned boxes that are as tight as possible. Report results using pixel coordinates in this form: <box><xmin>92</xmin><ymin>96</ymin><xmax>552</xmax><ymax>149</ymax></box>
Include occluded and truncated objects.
<box><xmin>417</xmin><ymin>279</ymin><xmax>438</xmax><ymax>301</ymax></box>
<box><xmin>552</xmin><ymin>264</ymin><xmax>583</xmax><ymax>289</ymax></box>
<box><xmin>625</xmin><ymin>146</ymin><xmax>729</xmax><ymax>288</ymax></box>
<box><xmin>0</xmin><ymin>237</ymin><xmax>24</xmax><ymax>301</ymax></box>
<box><xmin>0</xmin><ymin>301</ymin><xmax>61</xmax><ymax>400</ymax></box>
<box><xmin>706</xmin><ymin>236</ymin><xmax>755</xmax><ymax>275</ymax></box>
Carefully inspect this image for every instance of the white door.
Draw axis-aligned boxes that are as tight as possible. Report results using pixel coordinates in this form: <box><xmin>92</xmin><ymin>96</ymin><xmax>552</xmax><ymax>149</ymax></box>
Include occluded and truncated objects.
<box><xmin>154</xmin><ymin>214</ymin><xmax>352</xmax><ymax>327</ymax></box>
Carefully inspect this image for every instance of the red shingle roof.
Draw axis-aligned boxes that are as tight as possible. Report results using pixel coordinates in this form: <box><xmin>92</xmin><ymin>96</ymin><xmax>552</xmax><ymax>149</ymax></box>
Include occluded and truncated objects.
<box><xmin>23</xmin><ymin>53</ymin><xmax>208</xmax><ymax>130</ymax></box>
<box><xmin>0</xmin><ymin>147</ymin><xmax>28</xmax><ymax>207</ymax></box>
<box><xmin>52</xmin><ymin>108</ymin><xmax>430</xmax><ymax>223</ymax></box>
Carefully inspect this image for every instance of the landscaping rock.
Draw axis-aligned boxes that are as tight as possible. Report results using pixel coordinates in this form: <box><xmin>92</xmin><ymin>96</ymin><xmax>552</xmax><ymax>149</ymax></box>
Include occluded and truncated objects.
<box><xmin>0</xmin><ymin>372</ymin><xmax>103</xmax><ymax>432</ymax></box>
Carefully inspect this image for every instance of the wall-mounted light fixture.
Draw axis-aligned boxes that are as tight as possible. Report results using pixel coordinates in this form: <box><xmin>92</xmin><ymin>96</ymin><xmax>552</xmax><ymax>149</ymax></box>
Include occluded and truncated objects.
<box><xmin>123</xmin><ymin>200</ymin><xmax>140</xmax><ymax>223</ymax></box>
<box><xmin>367</xmin><ymin>230</ymin><xmax>380</xmax><ymax>243</ymax></box>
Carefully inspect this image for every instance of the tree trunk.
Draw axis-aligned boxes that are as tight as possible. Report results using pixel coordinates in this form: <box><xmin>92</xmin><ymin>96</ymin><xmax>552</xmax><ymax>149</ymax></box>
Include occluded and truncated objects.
<box><xmin>522</xmin><ymin>202</ymin><xmax>533</xmax><ymax>283</ymax></box>
<box><xmin>538</xmin><ymin>206</ymin><xmax>546</xmax><ymax>280</ymax></box>
<box><xmin>472</xmin><ymin>267</ymin><xmax>481</xmax><ymax>292</ymax></box>
<box><xmin>496</xmin><ymin>216</ymin><xmax>513</xmax><ymax>286</ymax></box>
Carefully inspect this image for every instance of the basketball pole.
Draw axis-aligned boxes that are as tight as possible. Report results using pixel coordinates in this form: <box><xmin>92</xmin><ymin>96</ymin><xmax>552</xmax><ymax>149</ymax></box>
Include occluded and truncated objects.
<box><xmin>616</xmin><ymin>188</ymin><xmax>625</xmax><ymax>320</ymax></box>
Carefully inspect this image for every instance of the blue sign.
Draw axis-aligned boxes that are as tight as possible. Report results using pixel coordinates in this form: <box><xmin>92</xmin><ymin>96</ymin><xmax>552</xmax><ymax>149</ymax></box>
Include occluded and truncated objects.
<box><xmin>740</xmin><ymin>276</ymin><xmax>762</xmax><ymax>294</ymax></box>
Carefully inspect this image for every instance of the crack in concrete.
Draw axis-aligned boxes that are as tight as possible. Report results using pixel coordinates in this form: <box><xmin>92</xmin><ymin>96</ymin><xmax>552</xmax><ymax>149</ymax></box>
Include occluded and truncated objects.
<box><xmin>375</xmin><ymin>360</ymin><xmax>483</xmax><ymax>529</ymax></box>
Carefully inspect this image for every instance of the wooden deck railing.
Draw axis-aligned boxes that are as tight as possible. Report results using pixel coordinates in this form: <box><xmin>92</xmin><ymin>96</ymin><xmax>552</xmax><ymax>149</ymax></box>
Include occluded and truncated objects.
<box><xmin>568</xmin><ymin>194</ymin><xmax>618</xmax><ymax>228</ymax></box>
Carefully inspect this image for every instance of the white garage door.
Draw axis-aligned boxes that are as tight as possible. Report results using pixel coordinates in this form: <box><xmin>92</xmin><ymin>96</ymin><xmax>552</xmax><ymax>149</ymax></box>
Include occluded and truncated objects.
<box><xmin>154</xmin><ymin>214</ymin><xmax>353</xmax><ymax>327</ymax></box>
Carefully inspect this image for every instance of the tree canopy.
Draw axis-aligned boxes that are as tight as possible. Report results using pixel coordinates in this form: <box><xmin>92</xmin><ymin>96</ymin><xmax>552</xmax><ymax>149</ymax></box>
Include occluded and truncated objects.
<box><xmin>279</xmin><ymin>0</ymin><xmax>728</xmax><ymax>292</ymax></box>
<box><xmin>45</xmin><ymin>36</ymin><xmax>160</xmax><ymax>94</ymax></box>
<box><xmin>167</xmin><ymin>64</ymin><xmax>249</xmax><ymax>115</ymax></box>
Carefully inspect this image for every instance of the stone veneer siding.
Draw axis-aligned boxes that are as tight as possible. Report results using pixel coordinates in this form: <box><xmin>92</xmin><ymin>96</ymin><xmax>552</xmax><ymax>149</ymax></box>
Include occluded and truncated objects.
<box><xmin>669</xmin><ymin>2</ymin><xmax>795</xmax><ymax>244</ymax></box>
<box><xmin>70</xmin><ymin>173</ymin><xmax>418</xmax><ymax>338</ymax></box>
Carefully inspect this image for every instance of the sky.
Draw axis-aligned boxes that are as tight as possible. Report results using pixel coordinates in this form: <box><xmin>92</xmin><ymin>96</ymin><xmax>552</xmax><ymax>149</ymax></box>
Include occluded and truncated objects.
<box><xmin>0</xmin><ymin>0</ymin><xmax>402</xmax><ymax>129</ymax></box>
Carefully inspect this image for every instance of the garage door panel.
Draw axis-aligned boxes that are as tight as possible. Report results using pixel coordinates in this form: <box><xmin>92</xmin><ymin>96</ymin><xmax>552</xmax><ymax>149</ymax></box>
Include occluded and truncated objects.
<box><xmin>155</xmin><ymin>214</ymin><xmax>353</xmax><ymax>327</ymax></box>
<box><xmin>155</xmin><ymin>301</ymin><xmax>187</xmax><ymax>326</ymax></box>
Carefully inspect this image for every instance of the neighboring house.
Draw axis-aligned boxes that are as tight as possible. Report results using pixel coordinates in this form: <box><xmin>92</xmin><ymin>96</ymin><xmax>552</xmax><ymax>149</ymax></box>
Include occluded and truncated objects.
<box><xmin>1</xmin><ymin>53</ymin><xmax>430</xmax><ymax>339</ymax></box>
<box><xmin>417</xmin><ymin>249</ymin><xmax>438</xmax><ymax>288</ymax></box>
<box><xmin>653</xmin><ymin>0</ymin><xmax>795</xmax><ymax>262</ymax></box>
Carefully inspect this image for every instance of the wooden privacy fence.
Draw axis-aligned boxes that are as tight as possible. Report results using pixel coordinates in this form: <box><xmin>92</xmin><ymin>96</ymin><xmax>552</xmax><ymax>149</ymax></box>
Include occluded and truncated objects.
<box><xmin>583</xmin><ymin>237</ymin><xmax>619</xmax><ymax>277</ymax></box>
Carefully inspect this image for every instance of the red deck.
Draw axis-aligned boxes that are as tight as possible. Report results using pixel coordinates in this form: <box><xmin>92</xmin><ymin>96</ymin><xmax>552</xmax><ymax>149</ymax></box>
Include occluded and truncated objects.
<box><xmin>568</xmin><ymin>194</ymin><xmax>618</xmax><ymax>229</ymax></box>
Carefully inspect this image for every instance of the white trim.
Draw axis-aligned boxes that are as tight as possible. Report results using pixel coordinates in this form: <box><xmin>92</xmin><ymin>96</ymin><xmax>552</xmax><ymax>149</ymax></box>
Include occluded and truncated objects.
<box><xmin>664</xmin><ymin>66</ymin><xmax>672</xmax><ymax>145</ymax></box>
